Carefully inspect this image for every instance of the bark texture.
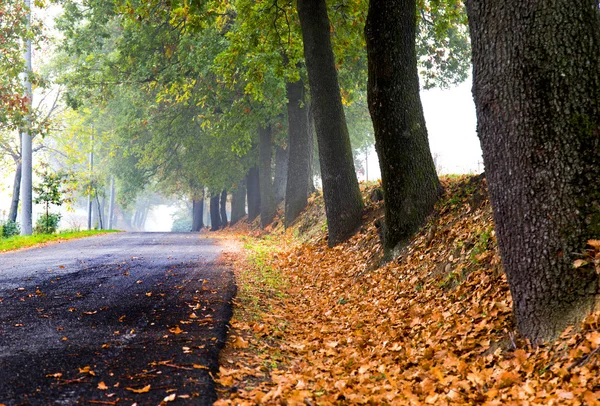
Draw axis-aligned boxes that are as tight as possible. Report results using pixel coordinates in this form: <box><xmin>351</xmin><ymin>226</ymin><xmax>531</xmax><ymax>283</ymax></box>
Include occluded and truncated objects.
<box><xmin>191</xmin><ymin>195</ymin><xmax>204</xmax><ymax>232</ymax></box>
<box><xmin>230</xmin><ymin>184</ymin><xmax>246</xmax><ymax>226</ymax></box>
<box><xmin>210</xmin><ymin>193</ymin><xmax>221</xmax><ymax>231</ymax></box>
<box><xmin>297</xmin><ymin>0</ymin><xmax>364</xmax><ymax>245</ymax></box>
<box><xmin>220</xmin><ymin>189</ymin><xmax>228</xmax><ymax>228</ymax></box>
<box><xmin>8</xmin><ymin>160</ymin><xmax>22</xmax><ymax>223</ymax></box>
<box><xmin>285</xmin><ymin>78</ymin><xmax>311</xmax><ymax>227</ymax></box>
<box><xmin>274</xmin><ymin>145</ymin><xmax>289</xmax><ymax>204</ymax></box>
<box><xmin>467</xmin><ymin>0</ymin><xmax>600</xmax><ymax>342</ymax></box>
<box><xmin>246</xmin><ymin>166</ymin><xmax>261</xmax><ymax>222</ymax></box>
<box><xmin>365</xmin><ymin>0</ymin><xmax>441</xmax><ymax>256</ymax></box>
<box><xmin>259</xmin><ymin>125</ymin><xmax>276</xmax><ymax>228</ymax></box>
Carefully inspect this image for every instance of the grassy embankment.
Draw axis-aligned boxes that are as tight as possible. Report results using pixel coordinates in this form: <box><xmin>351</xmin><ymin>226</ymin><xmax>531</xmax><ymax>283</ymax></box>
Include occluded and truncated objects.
<box><xmin>0</xmin><ymin>230</ymin><xmax>120</xmax><ymax>253</ymax></box>
<box><xmin>214</xmin><ymin>176</ymin><xmax>600</xmax><ymax>405</ymax></box>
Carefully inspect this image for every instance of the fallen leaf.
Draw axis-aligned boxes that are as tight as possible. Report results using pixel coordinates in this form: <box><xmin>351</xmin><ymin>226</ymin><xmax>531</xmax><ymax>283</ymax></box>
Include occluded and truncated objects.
<box><xmin>169</xmin><ymin>326</ymin><xmax>184</xmax><ymax>335</ymax></box>
<box><xmin>163</xmin><ymin>394</ymin><xmax>176</xmax><ymax>402</ymax></box>
<box><xmin>98</xmin><ymin>381</ymin><xmax>108</xmax><ymax>390</ymax></box>
<box><xmin>126</xmin><ymin>384</ymin><xmax>151</xmax><ymax>393</ymax></box>
<box><xmin>232</xmin><ymin>336</ymin><xmax>248</xmax><ymax>349</ymax></box>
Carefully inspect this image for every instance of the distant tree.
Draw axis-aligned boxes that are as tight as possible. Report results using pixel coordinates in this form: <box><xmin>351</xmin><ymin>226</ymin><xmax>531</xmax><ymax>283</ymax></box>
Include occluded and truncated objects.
<box><xmin>297</xmin><ymin>0</ymin><xmax>364</xmax><ymax>246</ymax></box>
<box><xmin>220</xmin><ymin>189</ymin><xmax>228</xmax><ymax>228</ymax></box>
<box><xmin>210</xmin><ymin>192</ymin><xmax>221</xmax><ymax>231</ymax></box>
<box><xmin>365</xmin><ymin>0</ymin><xmax>442</xmax><ymax>257</ymax></box>
<box><xmin>467</xmin><ymin>0</ymin><xmax>600</xmax><ymax>342</ymax></box>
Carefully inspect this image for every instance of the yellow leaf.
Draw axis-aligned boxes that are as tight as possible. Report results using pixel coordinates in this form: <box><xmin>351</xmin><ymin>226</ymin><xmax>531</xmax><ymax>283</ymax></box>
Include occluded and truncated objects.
<box><xmin>574</xmin><ymin>259</ymin><xmax>588</xmax><ymax>268</ymax></box>
<box><xmin>169</xmin><ymin>326</ymin><xmax>183</xmax><ymax>335</ymax></box>
<box><xmin>126</xmin><ymin>384</ymin><xmax>151</xmax><ymax>393</ymax></box>
<box><xmin>163</xmin><ymin>393</ymin><xmax>176</xmax><ymax>402</ymax></box>
<box><xmin>98</xmin><ymin>381</ymin><xmax>108</xmax><ymax>390</ymax></box>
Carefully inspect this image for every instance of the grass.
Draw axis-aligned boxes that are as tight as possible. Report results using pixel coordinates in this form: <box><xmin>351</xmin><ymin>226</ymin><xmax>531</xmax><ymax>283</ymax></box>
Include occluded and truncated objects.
<box><xmin>0</xmin><ymin>229</ymin><xmax>120</xmax><ymax>253</ymax></box>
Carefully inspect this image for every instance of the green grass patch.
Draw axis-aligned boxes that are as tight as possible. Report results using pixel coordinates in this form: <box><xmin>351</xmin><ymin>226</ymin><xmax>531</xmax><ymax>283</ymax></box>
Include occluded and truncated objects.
<box><xmin>0</xmin><ymin>230</ymin><xmax>120</xmax><ymax>253</ymax></box>
<box><xmin>242</xmin><ymin>236</ymin><xmax>286</xmax><ymax>296</ymax></box>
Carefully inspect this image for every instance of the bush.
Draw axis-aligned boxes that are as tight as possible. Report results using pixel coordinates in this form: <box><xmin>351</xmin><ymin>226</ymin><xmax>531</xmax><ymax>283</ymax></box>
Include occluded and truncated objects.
<box><xmin>34</xmin><ymin>213</ymin><xmax>61</xmax><ymax>235</ymax></box>
<box><xmin>1</xmin><ymin>220</ymin><xmax>20</xmax><ymax>238</ymax></box>
<box><xmin>171</xmin><ymin>218</ymin><xmax>193</xmax><ymax>232</ymax></box>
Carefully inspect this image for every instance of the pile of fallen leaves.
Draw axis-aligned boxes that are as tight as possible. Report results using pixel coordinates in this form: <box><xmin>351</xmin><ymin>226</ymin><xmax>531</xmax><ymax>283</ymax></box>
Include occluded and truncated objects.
<box><xmin>215</xmin><ymin>175</ymin><xmax>600</xmax><ymax>405</ymax></box>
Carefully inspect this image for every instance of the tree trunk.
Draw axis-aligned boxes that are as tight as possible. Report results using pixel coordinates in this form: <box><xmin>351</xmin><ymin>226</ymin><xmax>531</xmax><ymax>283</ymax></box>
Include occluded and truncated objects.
<box><xmin>210</xmin><ymin>192</ymin><xmax>221</xmax><ymax>231</ymax></box>
<box><xmin>220</xmin><ymin>189</ymin><xmax>228</xmax><ymax>228</ymax></box>
<box><xmin>307</xmin><ymin>103</ymin><xmax>316</xmax><ymax>194</ymax></box>
<box><xmin>259</xmin><ymin>125</ymin><xmax>276</xmax><ymax>228</ymax></box>
<box><xmin>285</xmin><ymin>78</ymin><xmax>311</xmax><ymax>227</ymax></box>
<box><xmin>191</xmin><ymin>193</ymin><xmax>204</xmax><ymax>232</ymax></box>
<box><xmin>230</xmin><ymin>183</ymin><xmax>246</xmax><ymax>226</ymax></box>
<box><xmin>365</xmin><ymin>0</ymin><xmax>441</xmax><ymax>257</ymax></box>
<box><xmin>107</xmin><ymin>177</ymin><xmax>115</xmax><ymax>230</ymax></box>
<box><xmin>274</xmin><ymin>145</ymin><xmax>289</xmax><ymax>204</ymax></box>
<box><xmin>20</xmin><ymin>0</ymin><xmax>32</xmax><ymax>235</ymax></box>
<box><xmin>297</xmin><ymin>0</ymin><xmax>364</xmax><ymax>246</ymax></box>
<box><xmin>246</xmin><ymin>166</ymin><xmax>261</xmax><ymax>222</ymax></box>
<box><xmin>466</xmin><ymin>0</ymin><xmax>600</xmax><ymax>342</ymax></box>
<box><xmin>8</xmin><ymin>160</ymin><xmax>22</xmax><ymax>223</ymax></box>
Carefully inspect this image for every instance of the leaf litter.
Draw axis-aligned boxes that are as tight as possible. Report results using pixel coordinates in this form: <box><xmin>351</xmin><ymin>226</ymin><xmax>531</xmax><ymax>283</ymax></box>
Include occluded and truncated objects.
<box><xmin>214</xmin><ymin>175</ymin><xmax>600</xmax><ymax>405</ymax></box>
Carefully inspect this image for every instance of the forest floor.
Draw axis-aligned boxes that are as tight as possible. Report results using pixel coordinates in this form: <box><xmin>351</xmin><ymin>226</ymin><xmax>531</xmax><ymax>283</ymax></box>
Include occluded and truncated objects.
<box><xmin>212</xmin><ymin>175</ymin><xmax>600</xmax><ymax>405</ymax></box>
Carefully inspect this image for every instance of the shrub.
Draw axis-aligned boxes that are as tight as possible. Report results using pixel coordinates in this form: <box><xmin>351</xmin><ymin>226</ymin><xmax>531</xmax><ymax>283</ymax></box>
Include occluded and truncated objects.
<box><xmin>34</xmin><ymin>213</ymin><xmax>61</xmax><ymax>235</ymax></box>
<box><xmin>0</xmin><ymin>220</ymin><xmax>20</xmax><ymax>238</ymax></box>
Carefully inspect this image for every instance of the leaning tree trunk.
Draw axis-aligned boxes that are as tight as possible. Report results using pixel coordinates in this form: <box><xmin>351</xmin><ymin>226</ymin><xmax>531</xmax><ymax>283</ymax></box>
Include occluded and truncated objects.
<box><xmin>285</xmin><ymin>78</ymin><xmax>312</xmax><ymax>227</ymax></box>
<box><xmin>246</xmin><ymin>166</ymin><xmax>261</xmax><ymax>222</ymax></box>
<box><xmin>259</xmin><ymin>125</ymin><xmax>276</xmax><ymax>228</ymax></box>
<box><xmin>8</xmin><ymin>160</ymin><xmax>22</xmax><ymax>223</ymax></box>
<box><xmin>274</xmin><ymin>145</ymin><xmax>289</xmax><ymax>204</ymax></box>
<box><xmin>220</xmin><ymin>189</ymin><xmax>228</xmax><ymax>228</ymax></box>
<box><xmin>191</xmin><ymin>193</ymin><xmax>204</xmax><ymax>232</ymax></box>
<box><xmin>365</xmin><ymin>0</ymin><xmax>441</xmax><ymax>258</ymax></box>
<box><xmin>230</xmin><ymin>183</ymin><xmax>246</xmax><ymax>226</ymax></box>
<box><xmin>467</xmin><ymin>0</ymin><xmax>600</xmax><ymax>343</ymax></box>
<box><xmin>297</xmin><ymin>0</ymin><xmax>364</xmax><ymax>246</ymax></box>
<box><xmin>210</xmin><ymin>192</ymin><xmax>221</xmax><ymax>231</ymax></box>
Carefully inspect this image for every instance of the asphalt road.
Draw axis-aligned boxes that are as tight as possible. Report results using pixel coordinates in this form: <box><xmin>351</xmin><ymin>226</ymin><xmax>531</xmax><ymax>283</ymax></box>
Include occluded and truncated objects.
<box><xmin>0</xmin><ymin>232</ymin><xmax>236</xmax><ymax>405</ymax></box>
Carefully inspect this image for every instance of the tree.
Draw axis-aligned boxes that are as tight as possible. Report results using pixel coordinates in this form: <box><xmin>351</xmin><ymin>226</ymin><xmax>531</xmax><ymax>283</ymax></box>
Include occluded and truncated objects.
<box><xmin>365</xmin><ymin>0</ymin><xmax>442</xmax><ymax>257</ymax></box>
<box><xmin>230</xmin><ymin>183</ymin><xmax>246</xmax><ymax>226</ymax></box>
<box><xmin>210</xmin><ymin>192</ymin><xmax>221</xmax><ymax>231</ymax></box>
<box><xmin>220</xmin><ymin>189</ymin><xmax>228</xmax><ymax>228</ymax></box>
<box><xmin>297</xmin><ymin>0</ymin><xmax>364</xmax><ymax>246</ymax></box>
<box><xmin>191</xmin><ymin>191</ymin><xmax>204</xmax><ymax>232</ymax></box>
<box><xmin>466</xmin><ymin>0</ymin><xmax>600</xmax><ymax>342</ymax></box>
<box><xmin>259</xmin><ymin>125</ymin><xmax>276</xmax><ymax>228</ymax></box>
<box><xmin>284</xmin><ymin>78</ymin><xmax>312</xmax><ymax>227</ymax></box>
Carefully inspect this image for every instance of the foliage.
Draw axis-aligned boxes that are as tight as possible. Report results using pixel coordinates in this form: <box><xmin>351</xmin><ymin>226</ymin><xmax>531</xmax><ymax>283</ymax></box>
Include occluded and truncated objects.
<box><xmin>34</xmin><ymin>212</ymin><xmax>61</xmax><ymax>234</ymax></box>
<box><xmin>171</xmin><ymin>218</ymin><xmax>192</xmax><ymax>232</ymax></box>
<box><xmin>0</xmin><ymin>220</ymin><xmax>21</xmax><ymax>238</ymax></box>
<box><xmin>32</xmin><ymin>169</ymin><xmax>73</xmax><ymax>234</ymax></box>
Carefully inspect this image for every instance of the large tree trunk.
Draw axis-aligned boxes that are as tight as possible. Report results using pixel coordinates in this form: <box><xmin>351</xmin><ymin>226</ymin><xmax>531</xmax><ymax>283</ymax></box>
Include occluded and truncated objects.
<box><xmin>230</xmin><ymin>183</ymin><xmax>246</xmax><ymax>226</ymax></box>
<box><xmin>210</xmin><ymin>192</ymin><xmax>221</xmax><ymax>231</ymax></box>
<box><xmin>220</xmin><ymin>189</ymin><xmax>228</xmax><ymax>228</ymax></box>
<box><xmin>246</xmin><ymin>166</ymin><xmax>261</xmax><ymax>222</ymax></box>
<box><xmin>274</xmin><ymin>145</ymin><xmax>288</xmax><ymax>204</ymax></box>
<box><xmin>466</xmin><ymin>0</ymin><xmax>600</xmax><ymax>343</ymax></box>
<box><xmin>365</xmin><ymin>0</ymin><xmax>441</xmax><ymax>257</ymax></box>
<box><xmin>284</xmin><ymin>79</ymin><xmax>311</xmax><ymax>227</ymax></box>
<box><xmin>191</xmin><ymin>192</ymin><xmax>204</xmax><ymax>232</ymax></box>
<box><xmin>8</xmin><ymin>160</ymin><xmax>22</xmax><ymax>223</ymax></box>
<box><xmin>297</xmin><ymin>0</ymin><xmax>364</xmax><ymax>246</ymax></box>
<box><xmin>307</xmin><ymin>103</ymin><xmax>316</xmax><ymax>194</ymax></box>
<box><xmin>259</xmin><ymin>125</ymin><xmax>276</xmax><ymax>228</ymax></box>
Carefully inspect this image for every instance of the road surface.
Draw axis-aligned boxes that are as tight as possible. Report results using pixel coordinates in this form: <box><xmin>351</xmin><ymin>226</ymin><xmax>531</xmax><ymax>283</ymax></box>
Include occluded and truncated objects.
<box><xmin>0</xmin><ymin>232</ymin><xmax>236</xmax><ymax>405</ymax></box>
